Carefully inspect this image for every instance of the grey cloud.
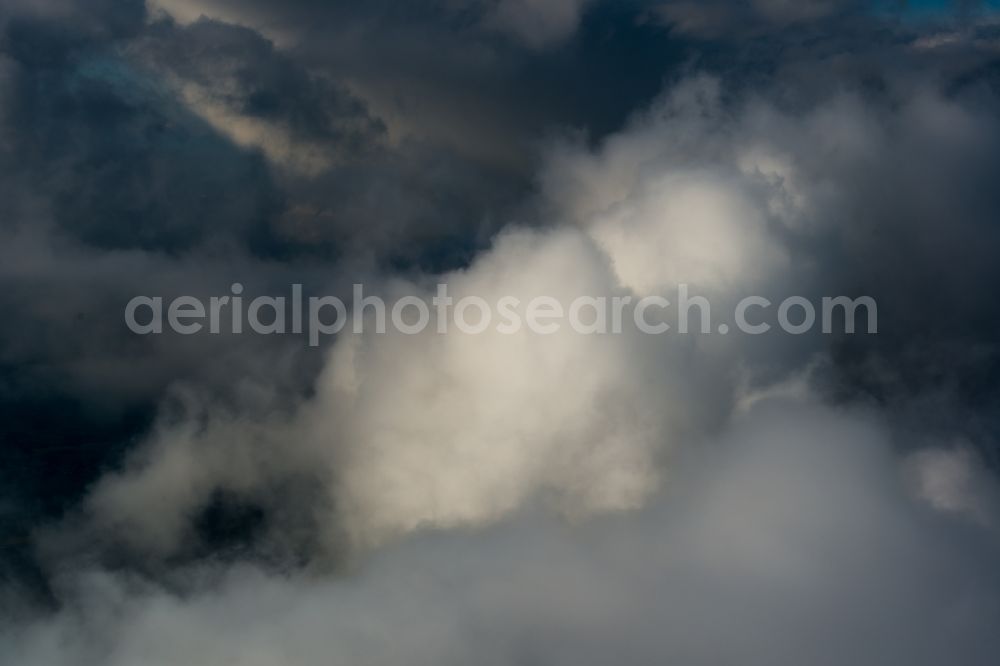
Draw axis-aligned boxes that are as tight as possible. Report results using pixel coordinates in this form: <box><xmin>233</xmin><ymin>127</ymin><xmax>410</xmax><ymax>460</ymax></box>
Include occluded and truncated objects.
<box><xmin>656</xmin><ymin>0</ymin><xmax>859</xmax><ymax>37</ymax></box>
<box><xmin>6</xmin><ymin>398</ymin><xmax>1000</xmax><ymax>665</ymax></box>
<box><xmin>485</xmin><ymin>0</ymin><xmax>593</xmax><ymax>47</ymax></box>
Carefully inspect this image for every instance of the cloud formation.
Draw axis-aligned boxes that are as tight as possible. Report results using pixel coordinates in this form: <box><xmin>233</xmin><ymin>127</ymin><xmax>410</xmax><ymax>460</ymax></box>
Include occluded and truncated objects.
<box><xmin>7</xmin><ymin>397</ymin><xmax>1000</xmax><ymax>665</ymax></box>
<box><xmin>50</xmin><ymin>58</ymin><xmax>1000</xmax><ymax>567</ymax></box>
<box><xmin>3</xmin><ymin>1</ymin><xmax>1000</xmax><ymax>664</ymax></box>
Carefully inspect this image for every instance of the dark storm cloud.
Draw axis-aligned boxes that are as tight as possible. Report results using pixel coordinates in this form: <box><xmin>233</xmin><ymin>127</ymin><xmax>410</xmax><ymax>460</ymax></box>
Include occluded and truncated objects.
<box><xmin>2</xmin><ymin>1</ymin><xmax>1000</xmax><ymax>663</ymax></box>
<box><xmin>0</xmin><ymin>0</ymin><xmax>639</xmax><ymax>590</ymax></box>
<box><xmin>0</xmin><ymin>2</ymin><xmax>365</xmax><ymax>588</ymax></box>
<box><xmin>134</xmin><ymin>18</ymin><xmax>385</xmax><ymax>154</ymax></box>
<box><xmin>657</xmin><ymin>0</ymin><xmax>862</xmax><ymax>36</ymax></box>
<box><xmin>147</xmin><ymin>1</ymin><xmax>688</xmax><ymax>168</ymax></box>
<box><xmin>0</xmin><ymin>0</ymin><xmax>691</xmax><ymax>493</ymax></box>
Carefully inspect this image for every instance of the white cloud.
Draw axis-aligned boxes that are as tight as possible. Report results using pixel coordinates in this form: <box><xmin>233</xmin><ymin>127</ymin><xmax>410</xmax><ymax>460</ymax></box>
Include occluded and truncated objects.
<box><xmin>78</xmin><ymin>224</ymin><xmax>724</xmax><ymax>554</ymax></box>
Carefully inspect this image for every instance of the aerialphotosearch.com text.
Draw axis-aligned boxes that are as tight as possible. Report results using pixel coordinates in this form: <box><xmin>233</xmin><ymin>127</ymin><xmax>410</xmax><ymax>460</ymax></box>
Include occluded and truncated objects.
<box><xmin>125</xmin><ymin>283</ymin><xmax>877</xmax><ymax>346</ymax></box>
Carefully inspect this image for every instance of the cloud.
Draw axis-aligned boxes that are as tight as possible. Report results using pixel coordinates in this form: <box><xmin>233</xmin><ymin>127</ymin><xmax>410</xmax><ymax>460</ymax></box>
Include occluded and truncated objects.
<box><xmin>6</xmin><ymin>397</ymin><xmax>1000</xmax><ymax>665</ymax></box>
<box><xmin>70</xmin><ymin>223</ymin><xmax>720</xmax><ymax>556</ymax></box>
<box><xmin>131</xmin><ymin>17</ymin><xmax>385</xmax><ymax>177</ymax></box>
<box><xmin>48</xmin><ymin>58</ymin><xmax>1000</xmax><ymax>566</ymax></box>
<box><xmin>904</xmin><ymin>446</ymin><xmax>1000</xmax><ymax>526</ymax></box>
<box><xmin>657</xmin><ymin>0</ymin><xmax>856</xmax><ymax>37</ymax></box>
<box><xmin>543</xmin><ymin>77</ymin><xmax>792</xmax><ymax>293</ymax></box>
<box><xmin>150</xmin><ymin>0</ymin><xmax>595</xmax><ymax>49</ymax></box>
<box><xmin>4</xmin><ymin>3</ymin><xmax>1000</xmax><ymax>664</ymax></box>
<box><xmin>486</xmin><ymin>0</ymin><xmax>593</xmax><ymax>47</ymax></box>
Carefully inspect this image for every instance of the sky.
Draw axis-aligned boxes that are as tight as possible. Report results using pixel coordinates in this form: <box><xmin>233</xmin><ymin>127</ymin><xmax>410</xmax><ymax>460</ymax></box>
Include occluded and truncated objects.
<box><xmin>2</xmin><ymin>1</ymin><xmax>1000</xmax><ymax>664</ymax></box>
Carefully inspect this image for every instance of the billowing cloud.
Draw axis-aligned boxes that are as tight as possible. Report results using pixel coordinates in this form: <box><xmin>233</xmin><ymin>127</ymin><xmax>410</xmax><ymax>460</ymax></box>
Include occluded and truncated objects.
<box><xmin>50</xmin><ymin>57</ymin><xmax>1000</xmax><ymax>565</ymax></box>
<box><xmin>4</xmin><ymin>2</ymin><xmax>1000</xmax><ymax>664</ymax></box>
